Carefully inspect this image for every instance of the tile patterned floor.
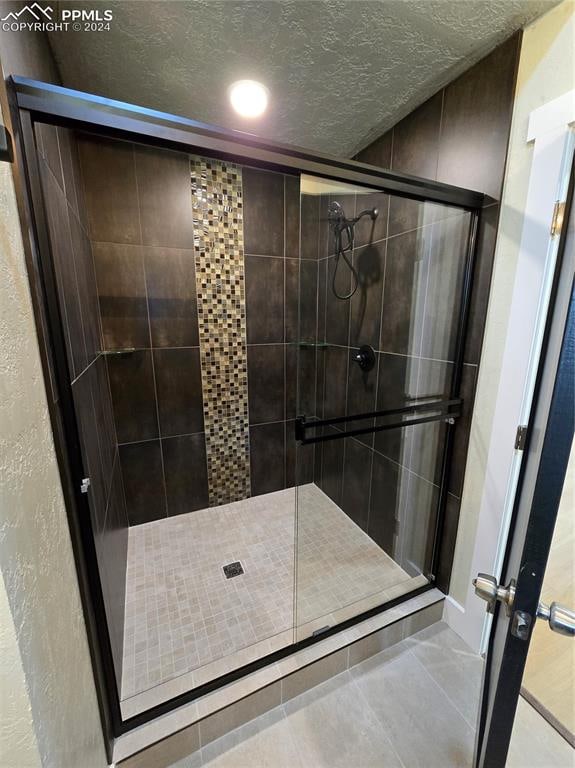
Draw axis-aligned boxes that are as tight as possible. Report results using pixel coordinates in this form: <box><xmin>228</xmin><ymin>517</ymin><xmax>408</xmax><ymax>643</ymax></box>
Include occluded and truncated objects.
<box><xmin>121</xmin><ymin>483</ymin><xmax>417</xmax><ymax>703</ymax></box>
<box><xmin>167</xmin><ymin>623</ymin><xmax>575</xmax><ymax>768</ymax></box>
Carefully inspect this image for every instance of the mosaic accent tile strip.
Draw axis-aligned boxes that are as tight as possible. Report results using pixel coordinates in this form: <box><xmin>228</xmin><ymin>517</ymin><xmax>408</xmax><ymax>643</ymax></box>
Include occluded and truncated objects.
<box><xmin>191</xmin><ymin>158</ymin><xmax>251</xmax><ymax>505</ymax></box>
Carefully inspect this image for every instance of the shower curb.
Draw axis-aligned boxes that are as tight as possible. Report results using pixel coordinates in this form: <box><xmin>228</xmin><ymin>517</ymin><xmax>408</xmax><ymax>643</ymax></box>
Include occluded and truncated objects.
<box><xmin>114</xmin><ymin>589</ymin><xmax>444</xmax><ymax>766</ymax></box>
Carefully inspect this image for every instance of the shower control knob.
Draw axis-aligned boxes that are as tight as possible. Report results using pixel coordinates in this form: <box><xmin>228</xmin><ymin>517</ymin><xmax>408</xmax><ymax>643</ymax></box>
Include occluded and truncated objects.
<box><xmin>353</xmin><ymin>345</ymin><xmax>376</xmax><ymax>373</ymax></box>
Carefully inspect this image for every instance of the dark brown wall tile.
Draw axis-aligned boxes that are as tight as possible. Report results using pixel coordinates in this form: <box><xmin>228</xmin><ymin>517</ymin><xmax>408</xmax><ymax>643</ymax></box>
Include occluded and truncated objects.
<box><xmin>120</xmin><ymin>440</ymin><xmax>167</xmax><ymax>525</ymax></box>
<box><xmin>387</xmin><ymin>92</ymin><xmax>443</xmax><ymax>237</ymax></box>
<box><xmin>107</xmin><ymin>351</ymin><xmax>158</xmax><ymax>444</ymax></box>
<box><xmin>300</xmin><ymin>194</ymin><xmax>320</xmax><ymax>259</ymax></box>
<box><xmin>346</xmin><ymin>356</ymin><xmax>377</xmax><ymax>448</ymax></box>
<box><xmin>57</xmin><ymin>127</ymin><xmax>79</xmax><ymax>213</ymax></box>
<box><xmin>285</xmin><ymin>343</ymin><xmax>297</xmax><ymax>420</ymax></box>
<box><xmin>421</xmin><ymin>213</ymin><xmax>470</xmax><ymax>362</ymax></box>
<box><xmin>318</xmin><ymin>194</ymin><xmax>331</xmax><ymax>259</ymax></box>
<box><xmin>67</xmin><ymin>129</ymin><xmax>89</xmax><ymax>230</ymax></box>
<box><xmin>285</xmin><ymin>258</ymin><xmax>299</xmax><ymax>344</ymax></box>
<box><xmin>163</xmin><ymin>433</ymin><xmax>209</xmax><ymax>516</ymax></box>
<box><xmin>78</xmin><ymin>134</ymin><xmax>140</xmax><ymax>244</ymax></box>
<box><xmin>250</xmin><ymin>422</ymin><xmax>285</xmax><ymax>495</ymax></box>
<box><xmin>369</xmin><ymin>452</ymin><xmax>402</xmax><ymax>556</ymax></box>
<box><xmin>98</xmin><ymin>456</ymin><xmax>129</xmax><ymax>689</ymax></box>
<box><xmin>36</xmin><ymin>122</ymin><xmax>63</xmax><ymax>189</ymax></box>
<box><xmin>380</xmin><ymin>228</ymin><xmax>428</xmax><ymax>356</ymax></box>
<box><xmin>92</xmin><ymin>356</ymin><xmax>117</xmax><ymax>497</ymax></box>
<box><xmin>243</xmin><ymin>167</ymin><xmax>284</xmax><ymax>257</ymax></box>
<box><xmin>393</xmin><ymin>92</ymin><xmax>443</xmax><ymax>179</ymax></box>
<box><xmin>322</xmin><ymin>346</ymin><xmax>347</xmax><ymax>419</ymax></box>
<box><xmin>284</xmin><ymin>174</ymin><xmax>301</xmax><ymax>258</ymax></box>
<box><xmin>144</xmin><ymin>247</ymin><xmax>199</xmax><ymax>347</ymax></box>
<box><xmin>437</xmin><ymin>34</ymin><xmax>520</xmax><ymax>199</ymax></box>
<box><xmin>134</xmin><ymin>145</ymin><xmax>194</xmax><ymax>248</ymax></box>
<box><xmin>72</xmin><ymin>369</ymin><xmax>105</xmax><ymax>534</ymax></box>
<box><xmin>355</xmin><ymin>131</ymin><xmax>392</xmax><ymax>169</ymax></box>
<box><xmin>298</xmin><ymin>259</ymin><xmax>318</xmax><ymax>344</ymax></box>
<box><xmin>325</xmin><ymin>256</ymin><xmax>351</xmax><ymax>346</ymax></box>
<box><xmin>350</xmin><ymin>241</ymin><xmax>385</xmax><ymax>348</ymax></box>
<box><xmin>68</xmin><ymin>212</ymin><xmax>101</xmax><ymax>363</ymax></box>
<box><xmin>286</xmin><ymin>343</ymin><xmax>317</xmax><ymax>420</ymax></box>
<box><xmin>92</xmin><ymin>242</ymin><xmax>149</xmax><ymax>350</ymax></box>
<box><xmin>286</xmin><ymin>422</ymin><xmax>314</xmax><ymax>487</ymax></box>
<box><xmin>153</xmin><ymin>347</ymin><xmax>204</xmax><ymax>436</ymax></box>
<box><xmin>314</xmin><ymin>345</ymin><xmax>326</xmax><ymax>419</ymax></box>
<box><xmin>317</xmin><ymin>256</ymin><xmax>327</xmax><ymax>342</ymax></box>
<box><xmin>410</xmin><ymin>359</ymin><xmax>451</xmax><ymax>486</ymax></box>
<box><xmin>388</xmin><ymin>196</ymin><xmax>430</xmax><ymax>239</ymax></box>
<box><xmin>247</xmin><ymin>344</ymin><xmax>285</xmax><ymax>424</ymax></box>
<box><xmin>375</xmin><ymin>352</ymin><xmax>417</xmax><ymax>464</ymax></box>
<box><xmin>245</xmin><ymin>255</ymin><xmax>284</xmax><ymax>344</ymax></box>
<box><xmin>41</xmin><ymin>160</ymin><xmax>87</xmax><ymax>379</ymax></box>
<box><xmin>465</xmin><ymin>204</ymin><xmax>499</xmax><ymax>365</ymax></box>
<box><xmin>341</xmin><ymin>438</ymin><xmax>371</xmax><ymax>532</ymax></box>
<box><xmin>318</xmin><ymin>427</ymin><xmax>344</xmax><ymax>506</ymax></box>
<box><xmin>354</xmin><ymin>191</ymin><xmax>388</xmax><ymax>248</ymax></box>
<box><xmin>299</xmin><ymin>346</ymin><xmax>317</xmax><ymax>417</ymax></box>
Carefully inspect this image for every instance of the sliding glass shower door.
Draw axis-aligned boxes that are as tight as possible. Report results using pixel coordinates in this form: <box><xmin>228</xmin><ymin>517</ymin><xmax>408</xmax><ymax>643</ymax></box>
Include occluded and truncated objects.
<box><xmin>295</xmin><ymin>174</ymin><xmax>473</xmax><ymax>641</ymax></box>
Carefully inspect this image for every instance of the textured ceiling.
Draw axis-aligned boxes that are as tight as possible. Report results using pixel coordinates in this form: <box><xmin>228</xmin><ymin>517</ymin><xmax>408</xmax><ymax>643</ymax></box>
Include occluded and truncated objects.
<box><xmin>48</xmin><ymin>0</ymin><xmax>556</xmax><ymax>156</ymax></box>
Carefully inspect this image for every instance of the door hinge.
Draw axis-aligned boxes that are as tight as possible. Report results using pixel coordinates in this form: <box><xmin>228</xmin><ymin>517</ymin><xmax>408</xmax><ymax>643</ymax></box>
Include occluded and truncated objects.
<box><xmin>515</xmin><ymin>425</ymin><xmax>528</xmax><ymax>450</ymax></box>
<box><xmin>550</xmin><ymin>201</ymin><xmax>566</xmax><ymax>237</ymax></box>
<box><xmin>80</xmin><ymin>477</ymin><xmax>91</xmax><ymax>494</ymax></box>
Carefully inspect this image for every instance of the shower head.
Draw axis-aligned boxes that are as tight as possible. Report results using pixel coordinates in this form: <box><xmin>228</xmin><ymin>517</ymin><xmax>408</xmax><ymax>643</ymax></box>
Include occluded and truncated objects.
<box><xmin>327</xmin><ymin>200</ymin><xmax>379</xmax><ymax>301</ymax></box>
<box><xmin>327</xmin><ymin>200</ymin><xmax>346</xmax><ymax>228</ymax></box>
<box><xmin>327</xmin><ymin>201</ymin><xmax>378</xmax><ymax>231</ymax></box>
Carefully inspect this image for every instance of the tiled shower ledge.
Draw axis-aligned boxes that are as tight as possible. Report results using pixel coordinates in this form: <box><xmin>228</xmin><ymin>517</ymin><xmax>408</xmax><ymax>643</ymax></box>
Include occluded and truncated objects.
<box><xmin>113</xmin><ymin>589</ymin><xmax>444</xmax><ymax>765</ymax></box>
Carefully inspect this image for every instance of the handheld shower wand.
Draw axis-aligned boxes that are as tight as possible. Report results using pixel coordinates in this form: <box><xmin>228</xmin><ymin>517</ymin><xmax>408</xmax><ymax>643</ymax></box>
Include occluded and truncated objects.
<box><xmin>328</xmin><ymin>201</ymin><xmax>378</xmax><ymax>300</ymax></box>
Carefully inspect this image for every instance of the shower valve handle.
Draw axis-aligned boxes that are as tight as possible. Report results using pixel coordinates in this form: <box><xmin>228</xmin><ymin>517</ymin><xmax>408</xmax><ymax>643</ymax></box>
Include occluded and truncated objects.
<box><xmin>353</xmin><ymin>345</ymin><xmax>376</xmax><ymax>372</ymax></box>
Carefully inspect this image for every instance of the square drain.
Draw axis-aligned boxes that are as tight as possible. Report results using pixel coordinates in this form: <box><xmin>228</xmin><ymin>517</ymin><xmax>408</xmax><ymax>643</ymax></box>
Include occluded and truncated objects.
<box><xmin>223</xmin><ymin>561</ymin><xmax>244</xmax><ymax>579</ymax></box>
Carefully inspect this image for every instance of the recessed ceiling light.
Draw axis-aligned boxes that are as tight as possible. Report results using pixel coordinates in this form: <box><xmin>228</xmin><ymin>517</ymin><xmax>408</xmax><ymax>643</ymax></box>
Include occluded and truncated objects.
<box><xmin>228</xmin><ymin>79</ymin><xmax>269</xmax><ymax>119</ymax></box>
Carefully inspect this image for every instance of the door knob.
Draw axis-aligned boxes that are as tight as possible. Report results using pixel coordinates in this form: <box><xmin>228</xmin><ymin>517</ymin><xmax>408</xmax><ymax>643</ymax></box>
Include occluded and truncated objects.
<box><xmin>473</xmin><ymin>573</ymin><xmax>516</xmax><ymax>615</ymax></box>
<box><xmin>473</xmin><ymin>573</ymin><xmax>575</xmax><ymax>636</ymax></box>
<box><xmin>536</xmin><ymin>601</ymin><xmax>575</xmax><ymax>636</ymax></box>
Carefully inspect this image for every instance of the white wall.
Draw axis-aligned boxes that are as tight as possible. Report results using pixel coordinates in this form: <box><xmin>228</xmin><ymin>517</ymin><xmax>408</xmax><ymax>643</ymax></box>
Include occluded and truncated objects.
<box><xmin>447</xmin><ymin>0</ymin><xmax>575</xmax><ymax>637</ymax></box>
<box><xmin>0</xmin><ymin>572</ymin><xmax>41</xmax><ymax>768</ymax></box>
<box><xmin>0</xmin><ymin>96</ymin><xmax>108</xmax><ymax>767</ymax></box>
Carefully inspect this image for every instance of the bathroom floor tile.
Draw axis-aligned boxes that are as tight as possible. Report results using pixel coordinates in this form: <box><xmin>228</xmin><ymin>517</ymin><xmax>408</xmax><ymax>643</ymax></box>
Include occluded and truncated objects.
<box><xmin>161</xmin><ymin>625</ymin><xmax>571</xmax><ymax>768</ymax></box>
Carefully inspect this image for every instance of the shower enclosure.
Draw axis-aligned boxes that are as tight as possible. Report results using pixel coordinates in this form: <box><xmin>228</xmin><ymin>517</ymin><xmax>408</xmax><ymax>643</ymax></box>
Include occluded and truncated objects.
<box><xmin>10</xmin><ymin>77</ymin><xmax>481</xmax><ymax>741</ymax></box>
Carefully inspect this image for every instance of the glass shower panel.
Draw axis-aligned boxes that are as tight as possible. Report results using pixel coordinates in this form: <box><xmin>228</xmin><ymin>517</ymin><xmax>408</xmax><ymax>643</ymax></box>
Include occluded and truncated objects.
<box><xmin>295</xmin><ymin>174</ymin><xmax>472</xmax><ymax>641</ymax></box>
<box><xmin>36</xmin><ymin>122</ymin><xmax>301</xmax><ymax>717</ymax></box>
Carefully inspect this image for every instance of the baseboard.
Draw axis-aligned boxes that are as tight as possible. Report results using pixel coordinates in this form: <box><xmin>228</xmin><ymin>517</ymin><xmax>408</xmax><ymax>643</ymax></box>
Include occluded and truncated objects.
<box><xmin>520</xmin><ymin>687</ymin><xmax>575</xmax><ymax>748</ymax></box>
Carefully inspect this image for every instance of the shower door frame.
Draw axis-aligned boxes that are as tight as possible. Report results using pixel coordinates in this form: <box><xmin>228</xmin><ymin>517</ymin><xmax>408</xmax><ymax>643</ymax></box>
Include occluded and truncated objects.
<box><xmin>7</xmin><ymin>75</ymin><xmax>485</xmax><ymax>746</ymax></box>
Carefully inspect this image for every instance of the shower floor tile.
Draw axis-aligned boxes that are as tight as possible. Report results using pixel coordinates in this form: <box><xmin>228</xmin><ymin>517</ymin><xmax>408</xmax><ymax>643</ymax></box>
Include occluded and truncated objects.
<box><xmin>121</xmin><ymin>483</ymin><xmax>417</xmax><ymax>713</ymax></box>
